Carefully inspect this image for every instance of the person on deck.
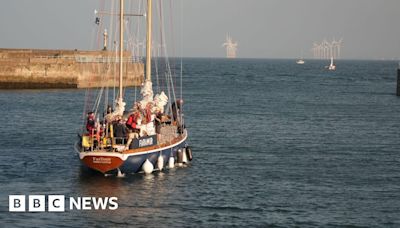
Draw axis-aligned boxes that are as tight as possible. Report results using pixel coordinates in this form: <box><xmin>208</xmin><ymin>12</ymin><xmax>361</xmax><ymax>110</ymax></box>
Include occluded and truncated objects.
<box><xmin>86</xmin><ymin>112</ymin><xmax>96</xmax><ymax>135</ymax></box>
<box><xmin>125</xmin><ymin>111</ymin><xmax>141</xmax><ymax>149</ymax></box>
<box><xmin>172</xmin><ymin>99</ymin><xmax>184</xmax><ymax>133</ymax></box>
<box><xmin>113</xmin><ymin>115</ymin><xmax>126</xmax><ymax>144</ymax></box>
<box><xmin>171</xmin><ymin>99</ymin><xmax>183</xmax><ymax>121</ymax></box>
<box><xmin>106</xmin><ymin>105</ymin><xmax>113</xmax><ymax>115</ymax></box>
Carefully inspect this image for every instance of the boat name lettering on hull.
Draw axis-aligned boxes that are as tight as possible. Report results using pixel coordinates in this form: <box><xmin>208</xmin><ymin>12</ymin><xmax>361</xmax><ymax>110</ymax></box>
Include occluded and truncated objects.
<box><xmin>92</xmin><ymin>157</ymin><xmax>112</xmax><ymax>164</ymax></box>
<box><xmin>139</xmin><ymin>138</ymin><xmax>153</xmax><ymax>147</ymax></box>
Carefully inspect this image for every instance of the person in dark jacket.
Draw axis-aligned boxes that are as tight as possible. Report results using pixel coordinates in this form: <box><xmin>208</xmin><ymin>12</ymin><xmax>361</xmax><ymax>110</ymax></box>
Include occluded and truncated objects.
<box><xmin>171</xmin><ymin>99</ymin><xmax>183</xmax><ymax>121</ymax></box>
<box><xmin>113</xmin><ymin>116</ymin><xmax>126</xmax><ymax>144</ymax></box>
<box><xmin>106</xmin><ymin>105</ymin><xmax>113</xmax><ymax>115</ymax></box>
<box><xmin>172</xmin><ymin>99</ymin><xmax>184</xmax><ymax>133</ymax></box>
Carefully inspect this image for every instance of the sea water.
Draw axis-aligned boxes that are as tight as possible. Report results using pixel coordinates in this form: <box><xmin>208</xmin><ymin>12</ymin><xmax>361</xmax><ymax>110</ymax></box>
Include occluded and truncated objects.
<box><xmin>0</xmin><ymin>59</ymin><xmax>399</xmax><ymax>227</ymax></box>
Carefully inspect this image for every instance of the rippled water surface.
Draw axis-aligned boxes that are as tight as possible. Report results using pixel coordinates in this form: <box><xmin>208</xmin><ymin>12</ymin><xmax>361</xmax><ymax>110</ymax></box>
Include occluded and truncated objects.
<box><xmin>1</xmin><ymin>59</ymin><xmax>400</xmax><ymax>227</ymax></box>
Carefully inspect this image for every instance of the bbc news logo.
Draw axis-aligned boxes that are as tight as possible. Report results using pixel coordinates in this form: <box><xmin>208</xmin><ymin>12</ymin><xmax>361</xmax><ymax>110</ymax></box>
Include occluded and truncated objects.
<box><xmin>9</xmin><ymin>195</ymin><xmax>118</xmax><ymax>212</ymax></box>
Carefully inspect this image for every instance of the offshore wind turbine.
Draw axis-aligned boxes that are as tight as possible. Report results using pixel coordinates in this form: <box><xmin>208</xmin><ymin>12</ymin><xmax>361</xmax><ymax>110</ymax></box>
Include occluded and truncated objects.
<box><xmin>332</xmin><ymin>39</ymin><xmax>338</xmax><ymax>59</ymax></box>
<box><xmin>312</xmin><ymin>43</ymin><xmax>318</xmax><ymax>59</ymax></box>
<box><xmin>222</xmin><ymin>34</ymin><xmax>238</xmax><ymax>58</ymax></box>
<box><xmin>312</xmin><ymin>38</ymin><xmax>343</xmax><ymax>60</ymax></box>
<box><xmin>337</xmin><ymin>38</ymin><xmax>343</xmax><ymax>59</ymax></box>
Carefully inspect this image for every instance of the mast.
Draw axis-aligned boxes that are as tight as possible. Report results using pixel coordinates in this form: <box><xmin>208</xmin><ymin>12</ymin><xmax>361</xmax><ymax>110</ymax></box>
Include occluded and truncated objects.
<box><xmin>145</xmin><ymin>0</ymin><xmax>152</xmax><ymax>82</ymax></box>
<box><xmin>119</xmin><ymin>0</ymin><xmax>124</xmax><ymax>100</ymax></box>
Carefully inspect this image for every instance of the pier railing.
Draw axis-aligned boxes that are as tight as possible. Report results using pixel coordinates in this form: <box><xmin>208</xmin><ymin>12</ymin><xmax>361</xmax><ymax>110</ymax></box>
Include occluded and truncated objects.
<box><xmin>0</xmin><ymin>55</ymin><xmax>143</xmax><ymax>63</ymax></box>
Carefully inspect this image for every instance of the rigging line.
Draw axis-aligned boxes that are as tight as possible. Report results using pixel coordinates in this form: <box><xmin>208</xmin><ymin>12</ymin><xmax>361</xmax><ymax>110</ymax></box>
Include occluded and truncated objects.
<box><xmin>133</xmin><ymin>0</ymin><xmax>143</xmax><ymax>104</ymax></box>
<box><xmin>88</xmin><ymin>63</ymin><xmax>97</xmax><ymax>108</ymax></box>
<box><xmin>136</xmin><ymin>0</ymin><xmax>143</xmax><ymax>61</ymax></box>
<box><xmin>159</xmin><ymin>0</ymin><xmax>177</xmax><ymax>106</ymax></box>
<box><xmin>104</xmin><ymin>63</ymin><xmax>109</xmax><ymax>111</ymax></box>
<box><xmin>81</xmin><ymin>87</ymin><xmax>91</xmax><ymax>132</ymax></box>
<box><xmin>165</xmin><ymin>70</ymin><xmax>173</xmax><ymax>120</ymax></box>
<box><xmin>112</xmin><ymin>0</ymin><xmax>119</xmax><ymax>100</ymax></box>
<box><xmin>108</xmin><ymin>0</ymin><xmax>116</xmax><ymax>106</ymax></box>
<box><xmin>122</xmin><ymin>1</ymin><xmax>139</xmax><ymax>102</ymax></box>
<box><xmin>165</xmin><ymin>1</ymin><xmax>176</xmax><ymax>102</ymax></box>
<box><xmin>168</xmin><ymin>0</ymin><xmax>178</xmax><ymax>98</ymax></box>
<box><xmin>113</xmin><ymin>42</ymin><xmax>118</xmax><ymax>106</ymax></box>
<box><xmin>177</xmin><ymin>0</ymin><xmax>184</xmax><ymax>125</ymax></box>
<box><xmin>96</xmin><ymin>0</ymin><xmax>106</xmax><ymax>50</ymax></box>
<box><xmin>154</xmin><ymin>0</ymin><xmax>162</xmax><ymax>94</ymax></box>
<box><xmin>89</xmin><ymin>0</ymin><xmax>106</xmax><ymax>116</ymax></box>
<box><xmin>164</xmin><ymin>61</ymin><xmax>177</xmax><ymax>121</ymax></box>
<box><xmin>82</xmin><ymin>0</ymin><xmax>101</xmax><ymax>132</ymax></box>
<box><xmin>94</xmin><ymin>87</ymin><xmax>104</xmax><ymax>117</ymax></box>
<box><xmin>85</xmin><ymin>23</ymin><xmax>97</xmax><ymax>113</ymax></box>
<box><xmin>98</xmin><ymin>61</ymin><xmax>109</xmax><ymax>115</ymax></box>
<box><xmin>85</xmin><ymin>6</ymin><xmax>101</xmax><ymax>124</ymax></box>
<box><xmin>94</xmin><ymin>63</ymin><xmax>104</xmax><ymax>115</ymax></box>
<box><xmin>180</xmin><ymin>0</ymin><xmax>183</xmax><ymax>100</ymax></box>
<box><xmin>134</xmin><ymin>81</ymin><xmax>137</xmax><ymax>108</ymax></box>
<box><xmin>126</xmin><ymin>2</ymin><xmax>143</xmax><ymax>62</ymax></box>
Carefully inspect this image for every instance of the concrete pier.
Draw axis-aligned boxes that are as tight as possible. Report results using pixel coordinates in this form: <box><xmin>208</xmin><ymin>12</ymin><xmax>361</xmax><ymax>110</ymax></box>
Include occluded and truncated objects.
<box><xmin>0</xmin><ymin>48</ymin><xmax>144</xmax><ymax>89</ymax></box>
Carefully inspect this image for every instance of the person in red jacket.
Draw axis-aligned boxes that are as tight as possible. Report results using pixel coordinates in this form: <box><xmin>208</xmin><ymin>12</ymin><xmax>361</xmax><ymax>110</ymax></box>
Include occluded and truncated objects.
<box><xmin>86</xmin><ymin>112</ymin><xmax>96</xmax><ymax>135</ymax></box>
<box><xmin>125</xmin><ymin>111</ymin><xmax>141</xmax><ymax>149</ymax></box>
<box><xmin>126</xmin><ymin>111</ymin><xmax>140</xmax><ymax>130</ymax></box>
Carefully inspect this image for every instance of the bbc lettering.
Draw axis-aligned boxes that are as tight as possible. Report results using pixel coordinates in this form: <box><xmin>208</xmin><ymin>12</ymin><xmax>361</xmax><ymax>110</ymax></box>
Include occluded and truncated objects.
<box><xmin>9</xmin><ymin>195</ymin><xmax>118</xmax><ymax>212</ymax></box>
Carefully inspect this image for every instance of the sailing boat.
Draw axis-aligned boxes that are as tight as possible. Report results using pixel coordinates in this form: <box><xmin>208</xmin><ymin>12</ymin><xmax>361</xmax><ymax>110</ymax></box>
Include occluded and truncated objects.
<box><xmin>296</xmin><ymin>50</ymin><xmax>305</xmax><ymax>64</ymax></box>
<box><xmin>327</xmin><ymin>56</ymin><xmax>336</xmax><ymax>70</ymax></box>
<box><xmin>74</xmin><ymin>0</ymin><xmax>192</xmax><ymax>175</ymax></box>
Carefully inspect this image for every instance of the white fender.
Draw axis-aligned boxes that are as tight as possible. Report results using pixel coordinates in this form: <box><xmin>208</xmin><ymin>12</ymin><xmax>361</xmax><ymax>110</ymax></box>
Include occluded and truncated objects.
<box><xmin>168</xmin><ymin>156</ymin><xmax>175</xmax><ymax>169</ymax></box>
<box><xmin>182</xmin><ymin>148</ymin><xmax>188</xmax><ymax>164</ymax></box>
<box><xmin>142</xmin><ymin>159</ymin><xmax>154</xmax><ymax>174</ymax></box>
<box><xmin>177</xmin><ymin>149</ymin><xmax>183</xmax><ymax>167</ymax></box>
<box><xmin>157</xmin><ymin>155</ymin><xmax>164</xmax><ymax>171</ymax></box>
<box><xmin>117</xmin><ymin>168</ymin><xmax>125</xmax><ymax>178</ymax></box>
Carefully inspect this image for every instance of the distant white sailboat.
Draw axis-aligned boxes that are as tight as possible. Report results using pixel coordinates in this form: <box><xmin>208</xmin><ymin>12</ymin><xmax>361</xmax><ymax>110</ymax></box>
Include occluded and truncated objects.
<box><xmin>296</xmin><ymin>50</ymin><xmax>305</xmax><ymax>64</ymax></box>
<box><xmin>327</xmin><ymin>57</ymin><xmax>336</xmax><ymax>70</ymax></box>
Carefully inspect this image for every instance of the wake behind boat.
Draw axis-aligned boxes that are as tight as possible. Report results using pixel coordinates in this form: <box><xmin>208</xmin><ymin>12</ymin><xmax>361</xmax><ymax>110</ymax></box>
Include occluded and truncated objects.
<box><xmin>74</xmin><ymin>0</ymin><xmax>192</xmax><ymax>175</ymax></box>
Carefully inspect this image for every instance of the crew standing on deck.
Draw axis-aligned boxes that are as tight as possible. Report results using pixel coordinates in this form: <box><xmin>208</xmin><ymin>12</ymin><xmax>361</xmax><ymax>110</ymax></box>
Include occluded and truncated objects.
<box><xmin>86</xmin><ymin>112</ymin><xmax>96</xmax><ymax>135</ymax></box>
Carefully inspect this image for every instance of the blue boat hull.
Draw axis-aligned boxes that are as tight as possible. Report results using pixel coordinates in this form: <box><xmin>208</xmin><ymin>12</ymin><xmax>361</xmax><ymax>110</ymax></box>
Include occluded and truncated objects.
<box><xmin>119</xmin><ymin>140</ymin><xmax>187</xmax><ymax>173</ymax></box>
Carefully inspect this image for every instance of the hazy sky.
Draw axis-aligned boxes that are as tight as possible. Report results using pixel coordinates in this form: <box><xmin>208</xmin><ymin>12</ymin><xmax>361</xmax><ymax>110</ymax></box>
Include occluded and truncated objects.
<box><xmin>0</xmin><ymin>0</ymin><xmax>399</xmax><ymax>59</ymax></box>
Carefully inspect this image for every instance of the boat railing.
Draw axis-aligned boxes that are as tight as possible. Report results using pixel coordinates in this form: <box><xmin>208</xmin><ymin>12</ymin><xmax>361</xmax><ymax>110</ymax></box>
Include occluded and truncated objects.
<box><xmin>82</xmin><ymin>134</ymin><xmax>127</xmax><ymax>152</ymax></box>
<box><xmin>82</xmin><ymin>134</ymin><xmax>163</xmax><ymax>152</ymax></box>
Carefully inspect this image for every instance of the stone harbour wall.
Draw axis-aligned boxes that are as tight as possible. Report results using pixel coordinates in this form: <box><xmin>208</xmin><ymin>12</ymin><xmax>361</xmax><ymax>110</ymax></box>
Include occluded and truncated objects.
<box><xmin>0</xmin><ymin>48</ymin><xmax>144</xmax><ymax>89</ymax></box>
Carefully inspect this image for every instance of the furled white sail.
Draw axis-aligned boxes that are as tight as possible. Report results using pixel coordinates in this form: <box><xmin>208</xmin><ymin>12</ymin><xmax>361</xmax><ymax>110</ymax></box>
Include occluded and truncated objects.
<box><xmin>154</xmin><ymin>91</ymin><xmax>168</xmax><ymax>113</ymax></box>
<box><xmin>140</xmin><ymin>80</ymin><xmax>154</xmax><ymax>108</ymax></box>
<box><xmin>104</xmin><ymin>97</ymin><xmax>126</xmax><ymax>122</ymax></box>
